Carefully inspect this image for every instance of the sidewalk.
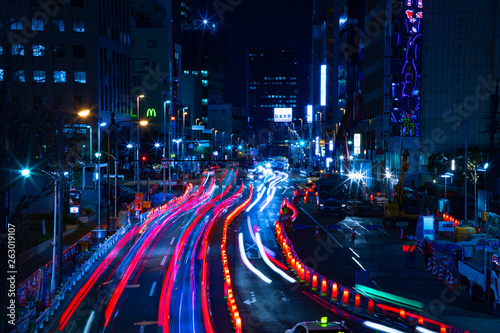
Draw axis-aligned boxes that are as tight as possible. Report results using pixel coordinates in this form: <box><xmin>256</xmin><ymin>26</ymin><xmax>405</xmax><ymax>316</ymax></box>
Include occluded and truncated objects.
<box><xmin>287</xmin><ymin>199</ymin><xmax>500</xmax><ymax>333</ymax></box>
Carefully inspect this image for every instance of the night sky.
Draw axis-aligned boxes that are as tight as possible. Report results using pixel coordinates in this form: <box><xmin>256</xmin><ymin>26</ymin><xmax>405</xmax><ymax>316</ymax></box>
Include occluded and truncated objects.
<box><xmin>192</xmin><ymin>0</ymin><xmax>312</xmax><ymax>112</ymax></box>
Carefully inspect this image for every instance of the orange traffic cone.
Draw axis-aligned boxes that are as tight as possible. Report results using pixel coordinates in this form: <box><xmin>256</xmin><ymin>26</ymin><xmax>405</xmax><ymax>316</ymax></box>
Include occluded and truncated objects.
<box><xmin>448</xmin><ymin>274</ymin><xmax>455</xmax><ymax>289</ymax></box>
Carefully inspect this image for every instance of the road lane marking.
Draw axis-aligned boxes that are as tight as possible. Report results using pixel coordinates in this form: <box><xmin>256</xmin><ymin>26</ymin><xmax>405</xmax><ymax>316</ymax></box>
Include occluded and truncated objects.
<box><xmin>149</xmin><ymin>282</ymin><xmax>157</xmax><ymax>296</ymax></box>
<box><xmin>352</xmin><ymin>257</ymin><xmax>366</xmax><ymax>271</ymax></box>
<box><xmin>160</xmin><ymin>254</ymin><xmax>168</xmax><ymax>266</ymax></box>
<box><xmin>125</xmin><ymin>284</ymin><xmax>140</xmax><ymax>288</ymax></box>
<box><xmin>300</xmin><ymin>207</ymin><xmax>343</xmax><ymax>248</ymax></box>
<box><xmin>349</xmin><ymin>247</ymin><xmax>360</xmax><ymax>258</ymax></box>
<box><xmin>170</xmin><ymin>236</ymin><xmax>176</xmax><ymax>245</ymax></box>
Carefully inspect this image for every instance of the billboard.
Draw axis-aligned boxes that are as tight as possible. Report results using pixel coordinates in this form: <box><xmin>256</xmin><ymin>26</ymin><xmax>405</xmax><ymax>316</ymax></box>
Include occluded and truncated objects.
<box><xmin>307</xmin><ymin>105</ymin><xmax>313</xmax><ymax>123</ymax></box>
<box><xmin>320</xmin><ymin>65</ymin><xmax>326</xmax><ymax>106</ymax></box>
<box><xmin>354</xmin><ymin>133</ymin><xmax>361</xmax><ymax>155</ymax></box>
<box><xmin>274</xmin><ymin>108</ymin><xmax>293</xmax><ymax>122</ymax></box>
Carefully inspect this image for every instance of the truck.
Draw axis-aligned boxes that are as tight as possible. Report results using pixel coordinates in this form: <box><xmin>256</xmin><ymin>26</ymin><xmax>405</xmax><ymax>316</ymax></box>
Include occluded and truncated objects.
<box><xmin>316</xmin><ymin>175</ymin><xmax>349</xmax><ymax>217</ymax></box>
<box><xmin>383</xmin><ymin>149</ymin><xmax>420</xmax><ymax>228</ymax></box>
<box><xmin>457</xmin><ymin>242</ymin><xmax>500</xmax><ymax>316</ymax></box>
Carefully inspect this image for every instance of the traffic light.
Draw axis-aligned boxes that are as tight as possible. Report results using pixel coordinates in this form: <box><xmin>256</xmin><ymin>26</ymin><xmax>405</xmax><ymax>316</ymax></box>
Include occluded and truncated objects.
<box><xmin>170</xmin><ymin>116</ymin><xmax>175</xmax><ymax>121</ymax></box>
<box><xmin>300</xmin><ymin>141</ymin><xmax>305</xmax><ymax>146</ymax></box>
<box><xmin>142</xmin><ymin>156</ymin><xmax>146</xmax><ymax>162</ymax></box>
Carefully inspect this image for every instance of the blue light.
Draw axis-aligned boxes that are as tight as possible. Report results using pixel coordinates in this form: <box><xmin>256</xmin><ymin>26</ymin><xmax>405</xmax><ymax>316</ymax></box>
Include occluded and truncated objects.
<box><xmin>21</xmin><ymin>169</ymin><xmax>30</xmax><ymax>177</ymax></box>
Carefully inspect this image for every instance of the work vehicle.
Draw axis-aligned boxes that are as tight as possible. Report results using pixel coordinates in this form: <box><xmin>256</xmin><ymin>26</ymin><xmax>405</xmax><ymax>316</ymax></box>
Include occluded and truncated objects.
<box><xmin>316</xmin><ymin>177</ymin><xmax>348</xmax><ymax>217</ymax></box>
<box><xmin>307</xmin><ymin>172</ymin><xmax>321</xmax><ymax>185</ymax></box>
<box><xmin>457</xmin><ymin>241</ymin><xmax>500</xmax><ymax>316</ymax></box>
<box><xmin>285</xmin><ymin>318</ymin><xmax>352</xmax><ymax>333</ymax></box>
<box><xmin>383</xmin><ymin>150</ymin><xmax>419</xmax><ymax>228</ymax></box>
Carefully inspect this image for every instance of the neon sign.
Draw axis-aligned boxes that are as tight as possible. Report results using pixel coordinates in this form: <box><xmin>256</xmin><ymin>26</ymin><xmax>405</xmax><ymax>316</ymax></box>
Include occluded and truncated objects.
<box><xmin>392</xmin><ymin>0</ymin><xmax>422</xmax><ymax>137</ymax></box>
<box><xmin>320</xmin><ymin>65</ymin><xmax>326</xmax><ymax>106</ymax></box>
<box><xmin>146</xmin><ymin>108</ymin><xmax>157</xmax><ymax>117</ymax></box>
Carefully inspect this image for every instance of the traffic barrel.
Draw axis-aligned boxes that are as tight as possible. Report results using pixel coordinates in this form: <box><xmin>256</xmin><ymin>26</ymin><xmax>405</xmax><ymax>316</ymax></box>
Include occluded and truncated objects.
<box><xmin>342</xmin><ymin>289</ymin><xmax>349</xmax><ymax>306</ymax></box>
<box><xmin>300</xmin><ymin>267</ymin><xmax>305</xmax><ymax>282</ymax></box>
<box><xmin>291</xmin><ymin>258</ymin><xmax>296</xmax><ymax>271</ymax></box>
<box><xmin>367</xmin><ymin>299</ymin><xmax>374</xmax><ymax>314</ymax></box>
<box><xmin>235</xmin><ymin>317</ymin><xmax>242</xmax><ymax>333</ymax></box>
<box><xmin>312</xmin><ymin>274</ymin><xmax>318</xmax><ymax>291</ymax></box>
<box><xmin>320</xmin><ymin>279</ymin><xmax>327</xmax><ymax>297</ymax></box>
<box><xmin>432</xmin><ymin>260</ymin><xmax>438</xmax><ymax>276</ymax></box>
<box><xmin>331</xmin><ymin>283</ymin><xmax>338</xmax><ymax>302</ymax></box>
<box><xmin>305</xmin><ymin>269</ymin><xmax>311</xmax><ymax>286</ymax></box>
<box><xmin>448</xmin><ymin>273</ymin><xmax>456</xmax><ymax>290</ymax></box>
<box><xmin>354</xmin><ymin>294</ymin><xmax>361</xmax><ymax>310</ymax></box>
<box><xmin>440</xmin><ymin>325</ymin><xmax>447</xmax><ymax>333</ymax></box>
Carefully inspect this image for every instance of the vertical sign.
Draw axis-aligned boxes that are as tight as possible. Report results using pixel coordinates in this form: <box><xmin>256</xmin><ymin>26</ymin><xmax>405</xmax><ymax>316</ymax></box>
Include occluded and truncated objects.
<box><xmin>320</xmin><ymin>65</ymin><xmax>326</xmax><ymax>106</ymax></box>
<box><xmin>354</xmin><ymin>133</ymin><xmax>361</xmax><ymax>155</ymax></box>
<box><xmin>329</xmin><ymin>140</ymin><xmax>333</xmax><ymax>151</ymax></box>
<box><xmin>315</xmin><ymin>136</ymin><xmax>320</xmax><ymax>156</ymax></box>
<box><xmin>307</xmin><ymin>105</ymin><xmax>313</xmax><ymax>123</ymax></box>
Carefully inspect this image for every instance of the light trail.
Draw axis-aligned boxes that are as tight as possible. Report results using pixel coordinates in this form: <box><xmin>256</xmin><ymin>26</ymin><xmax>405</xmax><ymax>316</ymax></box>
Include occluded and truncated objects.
<box><xmin>238</xmin><ymin>233</ymin><xmax>272</xmax><ymax>283</ymax></box>
<box><xmin>255</xmin><ymin>232</ymin><xmax>296</xmax><ymax>283</ymax></box>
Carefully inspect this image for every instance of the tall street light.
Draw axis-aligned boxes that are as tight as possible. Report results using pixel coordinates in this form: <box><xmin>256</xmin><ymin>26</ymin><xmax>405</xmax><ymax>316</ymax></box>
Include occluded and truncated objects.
<box><xmin>459</xmin><ymin>118</ymin><xmax>469</xmax><ymax>221</ymax></box>
<box><xmin>136</xmin><ymin>95</ymin><xmax>145</xmax><ymax>193</ymax></box>
<box><xmin>182</xmin><ymin>108</ymin><xmax>188</xmax><ymax>177</ymax></box>
<box><xmin>474</xmin><ymin>162</ymin><xmax>488</xmax><ymax>228</ymax></box>
<box><xmin>163</xmin><ymin>100</ymin><xmax>171</xmax><ymax>202</ymax></box>
<box><xmin>21</xmin><ymin>169</ymin><xmax>58</xmax><ymax>297</ymax></box>
<box><xmin>299</xmin><ymin>118</ymin><xmax>303</xmax><ymax>139</ymax></box>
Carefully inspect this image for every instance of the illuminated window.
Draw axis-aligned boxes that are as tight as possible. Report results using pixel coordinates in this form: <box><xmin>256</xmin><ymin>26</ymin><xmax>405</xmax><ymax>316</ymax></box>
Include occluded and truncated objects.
<box><xmin>12</xmin><ymin>44</ymin><xmax>24</xmax><ymax>56</ymax></box>
<box><xmin>52</xmin><ymin>19</ymin><xmax>64</xmax><ymax>32</ymax></box>
<box><xmin>33</xmin><ymin>44</ymin><xmax>45</xmax><ymax>56</ymax></box>
<box><xmin>11</xmin><ymin>18</ymin><xmax>22</xmax><ymax>31</ymax></box>
<box><xmin>14</xmin><ymin>70</ymin><xmax>25</xmax><ymax>82</ymax></box>
<box><xmin>72</xmin><ymin>20</ymin><xmax>85</xmax><ymax>32</ymax></box>
<box><xmin>32</xmin><ymin>18</ymin><xmax>44</xmax><ymax>31</ymax></box>
<box><xmin>202</xmin><ymin>80</ymin><xmax>208</xmax><ymax>87</ymax></box>
<box><xmin>0</xmin><ymin>46</ymin><xmax>2</xmax><ymax>55</ymax></box>
<box><xmin>34</xmin><ymin>70</ymin><xmax>46</xmax><ymax>82</ymax></box>
<box><xmin>0</xmin><ymin>69</ymin><xmax>3</xmax><ymax>81</ymax></box>
<box><xmin>74</xmin><ymin>71</ymin><xmax>86</xmax><ymax>83</ymax></box>
<box><xmin>183</xmin><ymin>70</ymin><xmax>189</xmax><ymax>74</ymax></box>
<box><xmin>54</xmin><ymin>71</ymin><xmax>66</xmax><ymax>83</ymax></box>
<box><xmin>202</xmin><ymin>98</ymin><xmax>208</xmax><ymax>105</ymax></box>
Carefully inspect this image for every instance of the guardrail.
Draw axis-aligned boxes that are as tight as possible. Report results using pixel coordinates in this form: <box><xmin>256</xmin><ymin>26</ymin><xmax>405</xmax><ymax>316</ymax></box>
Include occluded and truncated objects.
<box><xmin>24</xmin><ymin>223</ymin><xmax>131</xmax><ymax>332</ymax></box>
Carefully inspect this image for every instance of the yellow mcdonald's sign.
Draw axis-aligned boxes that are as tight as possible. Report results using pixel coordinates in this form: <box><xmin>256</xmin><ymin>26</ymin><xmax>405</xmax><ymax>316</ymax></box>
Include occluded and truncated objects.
<box><xmin>146</xmin><ymin>108</ymin><xmax>157</xmax><ymax>117</ymax></box>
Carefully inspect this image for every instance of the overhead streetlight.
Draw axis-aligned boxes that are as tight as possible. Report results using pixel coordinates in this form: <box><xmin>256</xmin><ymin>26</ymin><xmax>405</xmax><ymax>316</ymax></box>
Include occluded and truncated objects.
<box><xmin>78</xmin><ymin>109</ymin><xmax>90</xmax><ymax>117</ymax></box>
<box><xmin>136</xmin><ymin>95</ymin><xmax>145</xmax><ymax>194</ymax></box>
<box><xmin>474</xmin><ymin>161</ymin><xmax>489</xmax><ymax>228</ymax></box>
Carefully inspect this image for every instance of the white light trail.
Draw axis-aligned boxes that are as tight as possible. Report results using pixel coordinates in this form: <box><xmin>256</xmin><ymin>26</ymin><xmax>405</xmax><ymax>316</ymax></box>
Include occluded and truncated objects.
<box><xmin>255</xmin><ymin>232</ymin><xmax>296</xmax><ymax>283</ymax></box>
<box><xmin>416</xmin><ymin>327</ymin><xmax>438</xmax><ymax>333</ymax></box>
<box><xmin>363</xmin><ymin>321</ymin><xmax>405</xmax><ymax>333</ymax></box>
<box><xmin>238</xmin><ymin>233</ymin><xmax>272</xmax><ymax>283</ymax></box>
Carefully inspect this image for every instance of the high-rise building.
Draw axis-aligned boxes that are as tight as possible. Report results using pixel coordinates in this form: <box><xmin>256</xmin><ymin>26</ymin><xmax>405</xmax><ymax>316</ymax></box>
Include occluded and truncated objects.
<box><xmin>247</xmin><ymin>48</ymin><xmax>299</xmax><ymax>155</ymax></box>
<box><xmin>0</xmin><ymin>0</ymin><xmax>133</xmax><ymax>160</ymax></box>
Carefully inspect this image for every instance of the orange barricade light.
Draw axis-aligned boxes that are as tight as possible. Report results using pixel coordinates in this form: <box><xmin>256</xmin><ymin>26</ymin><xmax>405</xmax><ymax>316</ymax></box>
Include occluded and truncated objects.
<box><xmin>354</xmin><ymin>294</ymin><xmax>361</xmax><ymax>309</ymax></box>
<box><xmin>418</xmin><ymin>316</ymin><xmax>424</xmax><ymax>325</ymax></box>
<box><xmin>312</xmin><ymin>274</ymin><xmax>318</xmax><ymax>290</ymax></box>
<box><xmin>367</xmin><ymin>299</ymin><xmax>374</xmax><ymax>314</ymax></box>
<box><xmin>305</xmin><ymin>270</ymin><xmax>311</xmax><ymax>285</ymax></box>
<box><xmin>224</xmin><ymin>282</ymin><xmax>228</xmax><ymax>298</ymax></box>
<box><xmin>296</xmin><ymin>261</ymin><xmax>301</xmax><ymax>274</ymax></box>
<box><xmin>331</xmin><ymin>283</ymin><xmax>338</xmax><ymax>301</ymax></box>
<box><xmin>291</xmin><ymin>258</ymin><xmax>296</xmax><ymax>271</ymax></box>
<box><xmin>304</xmin><ymin>196</ymin><xmax>307</xmax><ymax>204</ymax></box>
<box><xmin>321</xmin><ymin>279</ymin><xmax>327</xmax><ymax>296</ymax></box>
<box><xmin>342</xmin><ymin>289</ymin><xmax>349</xmax><ymax>306</ymax></box>
<box><xmin>370</xmin><ymin>194</ymin><xmax>374</xmax><ymax>201</ymax></box>
<box><xmin>300</xmin><ymin>268</ymin><xmax>305</xmax><ymax>282</ymax></box>
<box><xmin>235</xmin><ymin>317</ymin><xmax>242</xmax><ymax>333</ymax></box>
<box><xmin>440</xmin><ymin>325</ymin><xmax>447</xmax><ymax>333</ymax></box>
<box><xmin>232</xmin><ymin>310</ymin><xmax>239</xmax><ymax>323</ymax></box>
<box><xmin>399</xmin><ymin>308</ymin><xmax>405</xmax><ymax>319</ymax></box>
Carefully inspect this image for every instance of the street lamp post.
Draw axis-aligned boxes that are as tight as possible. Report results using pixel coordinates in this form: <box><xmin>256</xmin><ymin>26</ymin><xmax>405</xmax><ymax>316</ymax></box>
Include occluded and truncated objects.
<box><xmin>474</xmin><ymin>162</ymin><xmax>488</xmax><ymax>228</ymax></box>
<box><xmin>182</xmin><ymin>108</ymin><xmax>188</xmax><ymax>177</ymax></box>
<box><xmin>299</xmin><ymin>118</ymin><xmax>303</xmax><ymax>139</ymax></box>
<box><xmin>136</xmin><ymin>95</ymin><xmax>145</xmax><ymax>193</ymax></box>
<box><xmin>459</xmin><ymin>118</ymin><xmax>469</xmax><ymax>221</ymax></box>
<box><xmin>163</xmin><ymin>101</ymin><xmax>171</xmax><ymax>201</ymax></box>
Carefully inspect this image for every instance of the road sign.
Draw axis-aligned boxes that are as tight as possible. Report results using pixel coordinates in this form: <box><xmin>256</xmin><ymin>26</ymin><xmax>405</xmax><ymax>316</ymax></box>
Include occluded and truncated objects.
<box><xmin>161</xmin><ymin>157</ymin><xmax>168</xmax><ymax>168</ymax></box>
<box><xmin>327</xmin><ymin>225</ymin><xmax>342</xmax><ymax>230</ymax></box>
<box><xmin>294</xmin><ymin>225</ymin><xmax>308</xmax><ymax>230</ymax></box>
<box><xmin>188</xmin><ymin>143</ymin><xmax>194</xmax><ymax>149</ymax></box>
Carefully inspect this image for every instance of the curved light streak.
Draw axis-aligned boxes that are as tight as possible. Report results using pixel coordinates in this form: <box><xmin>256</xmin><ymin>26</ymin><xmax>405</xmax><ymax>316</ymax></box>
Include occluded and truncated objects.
<box><xmin>238</xmin><ymin>233</ymin><xmax>272</xmax><ymax>283</ymax></box>
<box><xmin>246</xmin><ymin>183</ymin><xmax>266</xmax><ymax>212</ymax></box>
<box><xmin>246</xmin><ymin>216</ymin><xmax>276</xmax><ymax>257</ymax></box>
<box><xmin>260</xmin><ymin>185</ymin><xmax>276</xmax><ymax>211</ymax></box>
<box><xmin>363</xmin><ymin>321</ymin><xmax>405</xmax><ymax>333</ymax></box>
<box><xmin>255</xmin><ymin>232</ymin><xmax>296</xmax><ymax>283</ymax></box>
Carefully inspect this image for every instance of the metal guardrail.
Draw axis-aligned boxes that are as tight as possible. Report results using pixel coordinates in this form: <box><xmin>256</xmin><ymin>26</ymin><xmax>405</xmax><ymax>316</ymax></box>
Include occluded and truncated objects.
<box><xmin>27</xmin><ymin>223</ymin><xmax>131</xmax><ymax>332</ymax></box>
